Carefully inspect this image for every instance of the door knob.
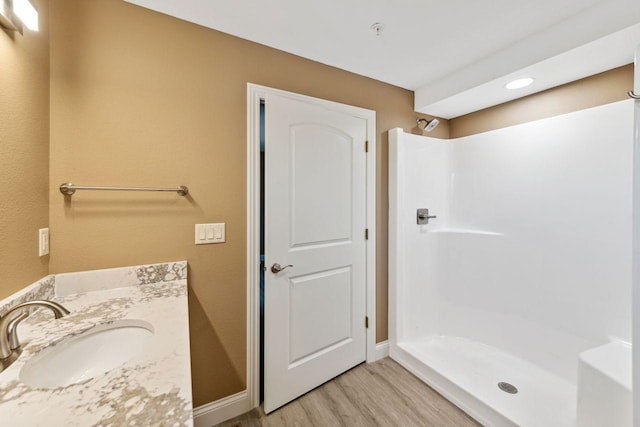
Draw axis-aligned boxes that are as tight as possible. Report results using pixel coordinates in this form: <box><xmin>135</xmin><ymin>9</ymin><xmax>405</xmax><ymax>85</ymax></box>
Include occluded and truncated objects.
<box><xmin>271</xmin><ymin>263</ymin><xmax>293</xmax><ymax>273</ymax></box>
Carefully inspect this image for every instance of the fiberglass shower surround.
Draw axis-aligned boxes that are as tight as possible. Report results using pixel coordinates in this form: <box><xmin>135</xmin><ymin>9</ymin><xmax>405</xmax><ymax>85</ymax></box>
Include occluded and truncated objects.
<box><xmin>389</xmin><ymin>100</ymin><xmax>634</xmax><ymax>427</ymax></box>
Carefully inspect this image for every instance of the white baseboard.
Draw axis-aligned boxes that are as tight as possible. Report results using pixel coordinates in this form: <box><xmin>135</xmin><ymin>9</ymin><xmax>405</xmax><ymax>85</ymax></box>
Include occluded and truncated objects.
<box><xmin>193</xmin><ymin>390</ymin><xmax>253</xmax><ymax>427</ymax></box>
<box><xmin>372</xmin><ymin>340</ymin><xmax>389</xmax><ymax>361</ymax></box>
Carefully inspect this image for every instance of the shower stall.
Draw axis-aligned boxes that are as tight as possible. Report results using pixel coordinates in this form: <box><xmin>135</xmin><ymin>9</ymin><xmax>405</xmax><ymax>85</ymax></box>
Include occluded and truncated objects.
<box><xmin>389</xmin><ymin>98</ymin><xmax>636</xmax><ymax>426</ymax></box>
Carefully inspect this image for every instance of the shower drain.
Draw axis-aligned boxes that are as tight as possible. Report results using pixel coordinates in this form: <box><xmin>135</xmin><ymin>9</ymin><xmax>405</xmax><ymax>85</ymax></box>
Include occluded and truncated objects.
<box><xmin>498</xmin><ymin>382</ymin><xmax>518</xmax><ymax>394</ymax></box>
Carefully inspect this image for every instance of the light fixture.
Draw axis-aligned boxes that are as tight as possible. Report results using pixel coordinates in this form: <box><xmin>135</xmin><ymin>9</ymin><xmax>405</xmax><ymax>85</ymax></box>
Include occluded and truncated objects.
<box><xmin>0</xmin><ymin>0</ymin><xmax>18</xmax><ymax>31</ymax></box>
<box><xmin>0</xmin><ymin>0</ymin><xmax>38</xmax><ymax>33</ymax></box>
<box><xmin>13</xmin><ymin>0</ymin><xmax>38</xmax><ymax>31</ymax></box>
<box><xmin>505</xmin><ymin>77</ymin><xmax>534</xmax><ymax>90</ymax></box>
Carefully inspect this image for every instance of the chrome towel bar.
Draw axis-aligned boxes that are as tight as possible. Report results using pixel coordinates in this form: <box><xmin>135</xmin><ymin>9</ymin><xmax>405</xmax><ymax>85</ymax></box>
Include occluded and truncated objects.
<box><xmin>628</xmin><ymin>90</ymin><xmax>640</xmax><ymax>100</ymax></box>
<box><xmin>59</xmin><ymin>183</ymin><xmax>189</xmax><ymax>196</ymax></box>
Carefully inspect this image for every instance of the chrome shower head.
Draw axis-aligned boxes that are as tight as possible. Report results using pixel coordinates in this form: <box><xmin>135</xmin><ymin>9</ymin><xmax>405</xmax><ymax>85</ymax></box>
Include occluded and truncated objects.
<box><xmin>417</xmin><ymin>118</ymin><xmax>440</xmax><ymax>132</ymax></box>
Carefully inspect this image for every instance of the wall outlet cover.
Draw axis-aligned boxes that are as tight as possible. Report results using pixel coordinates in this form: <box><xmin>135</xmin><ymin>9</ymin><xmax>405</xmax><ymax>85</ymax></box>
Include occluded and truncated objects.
<box><xmin>38</xmin><ymin>228</ymin><xmax>49</xmax><ymax>256</ymax></box>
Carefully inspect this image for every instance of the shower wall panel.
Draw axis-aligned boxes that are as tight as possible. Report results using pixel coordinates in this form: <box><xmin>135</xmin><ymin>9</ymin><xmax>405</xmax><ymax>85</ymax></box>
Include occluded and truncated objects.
<box><xmin>389</xmin><ymin>132</ymin><xmax>448</xmax><ymax>342</ymax></box>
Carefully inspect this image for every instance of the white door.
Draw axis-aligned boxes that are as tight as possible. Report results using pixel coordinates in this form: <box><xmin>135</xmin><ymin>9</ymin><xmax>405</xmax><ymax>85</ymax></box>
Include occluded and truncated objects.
<box><xmin>264</xmin><ymin>92</ymin><xmax>369</xmax><ymax>413</ymax></box>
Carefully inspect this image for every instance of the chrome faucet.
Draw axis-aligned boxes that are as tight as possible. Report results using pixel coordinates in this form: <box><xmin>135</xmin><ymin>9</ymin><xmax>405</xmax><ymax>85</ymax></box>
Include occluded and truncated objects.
<box><xmin>0</xmin><ymin>300</ymin><xmax>70</xmax><ymax>371</ymax></box>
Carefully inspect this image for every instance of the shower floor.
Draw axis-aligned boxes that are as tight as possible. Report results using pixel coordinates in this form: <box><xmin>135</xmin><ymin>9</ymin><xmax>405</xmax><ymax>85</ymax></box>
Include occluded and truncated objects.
<box><xmin>395</xmin><ymin>336</ymin><xmax>576</xmax><ymax>427</ymax></box>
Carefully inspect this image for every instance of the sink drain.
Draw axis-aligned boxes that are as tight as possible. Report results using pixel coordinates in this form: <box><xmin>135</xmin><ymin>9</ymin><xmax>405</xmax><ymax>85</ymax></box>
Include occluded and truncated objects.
<box><xmin>498</xmin><ymin>382</ymin><xmax>518</xmax><ymax>394</ymax></box>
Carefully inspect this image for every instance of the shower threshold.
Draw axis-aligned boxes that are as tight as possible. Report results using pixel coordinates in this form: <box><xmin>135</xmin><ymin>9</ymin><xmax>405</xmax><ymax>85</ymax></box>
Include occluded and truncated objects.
<box><xmin>393</xmin><ymin>336</ymin><xmax>576</xmax><ymax>427</ymax></box>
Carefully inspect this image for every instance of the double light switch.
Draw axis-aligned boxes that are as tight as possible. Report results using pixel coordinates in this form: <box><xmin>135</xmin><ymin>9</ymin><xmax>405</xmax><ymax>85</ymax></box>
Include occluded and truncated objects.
<box><xmin>195</xmin><ymin>223</ymin><xmax>226</xmax><ymax>244</ymax></box>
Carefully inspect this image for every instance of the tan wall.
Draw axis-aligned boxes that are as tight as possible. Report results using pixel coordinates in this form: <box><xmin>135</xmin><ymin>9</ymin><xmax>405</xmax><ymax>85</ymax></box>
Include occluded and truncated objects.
<box><xmin>0</xmin><ymin>1</ymin><xmax>50</xmax><ymax>298</ymax></box>
<box><xmin>49</xmin><ymin>0</ymin><xmax>447</xmax><ymax>406</ymax></box>
<box><xmin>450</xmin><ymin>64</ymin><xmax>634</xmax><ymax>138</ymax></box>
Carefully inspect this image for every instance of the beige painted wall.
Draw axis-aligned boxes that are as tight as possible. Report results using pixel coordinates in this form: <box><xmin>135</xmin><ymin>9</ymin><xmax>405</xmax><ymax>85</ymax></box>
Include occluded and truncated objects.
<box><xmin>49</xmin><ymin>0</ymin><xmax>447</xmax><ymax>406</ymax></box>
<box><xmin>0</xmin><ymin>0</ymin><xmax>50</xmax><ymax>298</ymax></box>
<box><xmin>450</xmin><ymin>64</ymin><xmax>634</xmax><ymax>137</ymax></box>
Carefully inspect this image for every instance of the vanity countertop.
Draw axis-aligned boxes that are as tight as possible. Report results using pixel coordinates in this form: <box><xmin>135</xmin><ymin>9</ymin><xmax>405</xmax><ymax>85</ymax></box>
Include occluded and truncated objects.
<box><xmin>0</xmin><ymin>262</ymin><xmax>193</xmax><ymax>426</ymax></box>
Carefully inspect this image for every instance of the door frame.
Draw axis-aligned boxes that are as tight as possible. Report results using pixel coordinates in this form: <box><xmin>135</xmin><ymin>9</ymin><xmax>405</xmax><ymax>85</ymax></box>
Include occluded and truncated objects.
<box><xmin>246</xmin><ymin>83</ymin><xmax>377</xmax><ymax>409</ymax></box>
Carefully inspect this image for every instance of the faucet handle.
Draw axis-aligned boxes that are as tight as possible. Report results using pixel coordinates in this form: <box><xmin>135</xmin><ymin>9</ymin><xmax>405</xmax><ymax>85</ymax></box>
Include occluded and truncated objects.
<box><xmin>417</xmin><ymin>208</ymin><xmax>437</xmax><ymax>224</ymax></box>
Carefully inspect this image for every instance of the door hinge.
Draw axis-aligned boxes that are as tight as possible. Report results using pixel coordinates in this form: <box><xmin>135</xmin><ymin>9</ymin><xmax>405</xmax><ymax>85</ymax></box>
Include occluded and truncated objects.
<box><xmin>365</xmin><ymin>316</ymin><xmax>369</xmax><ymax>328</ymax></box>
<box><xmin>365</xmin><ymin>229</ymin><xmax>369</xmax><ymax>240</ymax></box>
<box><xmin>365</xmin><ymin>140</ymin><xmax>369</xmax><ymax>152</ymax></box>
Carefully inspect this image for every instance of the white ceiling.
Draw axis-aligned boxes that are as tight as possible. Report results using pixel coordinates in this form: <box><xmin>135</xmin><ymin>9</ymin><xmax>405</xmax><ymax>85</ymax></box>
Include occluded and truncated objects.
<box><xmin>125</xmin><ymin>0</ymin><xmax>640</xmax><ymax>117</ymax></box>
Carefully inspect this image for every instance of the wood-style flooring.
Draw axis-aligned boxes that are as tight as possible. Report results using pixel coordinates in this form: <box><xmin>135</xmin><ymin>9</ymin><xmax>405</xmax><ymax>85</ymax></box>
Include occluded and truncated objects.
<box><xmin>216</xmin><ymin>357</ymin><xmax>480</xmax><ymax>427</ymax></box>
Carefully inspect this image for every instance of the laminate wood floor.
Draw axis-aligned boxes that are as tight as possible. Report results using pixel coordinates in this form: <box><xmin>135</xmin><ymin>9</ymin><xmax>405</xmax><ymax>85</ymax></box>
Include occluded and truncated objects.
<box><xmin>216</xmin><ymin>357</ymin><xmax>480</xmax><ymax>427</ymax></box>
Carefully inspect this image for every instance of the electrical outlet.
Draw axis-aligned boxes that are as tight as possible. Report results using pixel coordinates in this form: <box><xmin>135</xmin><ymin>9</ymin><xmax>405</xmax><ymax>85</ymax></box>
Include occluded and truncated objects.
<box><xmin>38</xmin><ymin>228</ymin><xmax>49</xmax><ymax>256</ymax></box>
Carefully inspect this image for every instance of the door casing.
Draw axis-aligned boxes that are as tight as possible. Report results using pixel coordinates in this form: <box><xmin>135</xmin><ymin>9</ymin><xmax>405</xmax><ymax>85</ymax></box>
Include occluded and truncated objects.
<box><xmin>246</xmin><ymin>83</ymin><xmax>377</xmax><ymax>409</ymax></box>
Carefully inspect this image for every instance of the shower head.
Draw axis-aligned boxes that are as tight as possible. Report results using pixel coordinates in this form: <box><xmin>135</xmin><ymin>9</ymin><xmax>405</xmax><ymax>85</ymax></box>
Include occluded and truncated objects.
<box><xmin>417</xmin><ymin>118</ymin><xmax>440</xmax><ymax>132</ymax></box>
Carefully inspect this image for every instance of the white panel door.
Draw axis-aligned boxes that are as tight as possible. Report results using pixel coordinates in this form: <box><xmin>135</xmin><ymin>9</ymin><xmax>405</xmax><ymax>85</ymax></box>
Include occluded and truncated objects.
<box><xmin>264</xmin><ymin>93</ymin><xmax>368</xmax><ymax>413</ymax></box>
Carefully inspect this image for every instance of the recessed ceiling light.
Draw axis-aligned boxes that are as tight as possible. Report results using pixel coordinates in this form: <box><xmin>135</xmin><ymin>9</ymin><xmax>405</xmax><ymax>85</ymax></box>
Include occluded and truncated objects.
<box><xmin>505</xmin><ymin>77</ymin><xmax>534</xmax><ymax>90</ymax></box>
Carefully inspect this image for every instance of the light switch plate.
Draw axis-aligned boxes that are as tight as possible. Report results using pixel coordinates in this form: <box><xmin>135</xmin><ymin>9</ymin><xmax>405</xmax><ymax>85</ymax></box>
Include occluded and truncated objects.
<box><xmin>39</xmin><ymin>228</ymin><xmax>49</xmax><ymax>256</ymax></box>
<box><xmin>195</xmin><ymin>223</ymin><xmax>226</xmax><ymax>245</ymax></box>
<box><xmin>214</xmin><ymin>223</ymin><xmax>226</xmax><ymax>243</ymax></box>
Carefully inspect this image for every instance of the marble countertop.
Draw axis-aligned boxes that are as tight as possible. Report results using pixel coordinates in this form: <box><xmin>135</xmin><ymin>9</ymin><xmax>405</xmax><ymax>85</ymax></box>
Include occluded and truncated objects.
<box><xmin>0</xmin><ymin>262</ymin><xmax>193</xmax><ymax>426</ymax></box>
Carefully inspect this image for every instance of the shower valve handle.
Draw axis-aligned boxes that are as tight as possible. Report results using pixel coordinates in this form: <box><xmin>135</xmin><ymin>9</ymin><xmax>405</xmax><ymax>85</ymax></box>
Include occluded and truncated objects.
<box><xmin>271</xmin><ymin>263</ymin><xmax>293</xmax><ymax>274</ymax></box>
<box><xmin>418</xmin><ymin>213</ymin><xmax>437</xmax><ymax>219</ymax></box>
<box><xmin>417</xmin><ymin>208</ymin><xmax>437</xmax><ymax>224</ymax></box>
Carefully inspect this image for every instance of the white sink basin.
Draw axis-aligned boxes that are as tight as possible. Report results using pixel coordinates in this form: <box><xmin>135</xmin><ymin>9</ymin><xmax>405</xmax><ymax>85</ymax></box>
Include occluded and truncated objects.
<box><xmin>20</xmin><ymin>320</ymin><xmax>154</xmax><ymax>389</ymax></box>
